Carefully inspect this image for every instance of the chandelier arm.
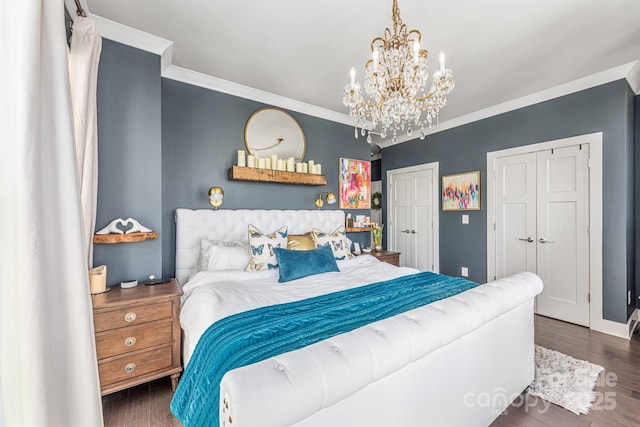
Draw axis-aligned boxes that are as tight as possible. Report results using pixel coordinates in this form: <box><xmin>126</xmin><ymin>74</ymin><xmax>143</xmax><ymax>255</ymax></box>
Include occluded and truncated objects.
<box><xmin>408</xmin><ymin>29</ymin><xmax>422</xmax><ymax>44</ymax></box>
<box><xmin>370</xmin><ymin>37</ymin><xmax>386</xmax><ymax>52</ymax></box>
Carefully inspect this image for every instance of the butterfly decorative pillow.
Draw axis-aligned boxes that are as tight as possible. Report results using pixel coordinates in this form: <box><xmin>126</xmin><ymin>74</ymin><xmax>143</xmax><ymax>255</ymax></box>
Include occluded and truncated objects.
<box><xmin>245</xmin><ymin>224</ymin><xmax>288</xmax><ymax>271</ymax></box>
<box><xmin>311</xmin><ymin>225</ymin><xmax>354</xmax><ymax>260</ymax></box>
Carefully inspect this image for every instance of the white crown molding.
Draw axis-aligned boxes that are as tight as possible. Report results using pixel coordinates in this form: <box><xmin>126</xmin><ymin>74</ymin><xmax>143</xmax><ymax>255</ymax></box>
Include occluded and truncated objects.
<box><xmin>89</xmin><ymin>14</ymin><xmax>174</xmax><ymax>67</ymax></box>
<box><xmin>625</xmin><ymin>60</ymin><xmax>640</xmax><ymax>95</ymax></box>
<box><xmin>90</xmin><ymin>14</ymin><xmax>353</xmax><ymax>126</ymax></box>
<box><xmin>377</xmin><ymin>61</ymin><xmax>640</xmax><ymax>148</ymax></box>
<box><xmin>162</xmin><ymin>65</ymin><xmax>354</xmax><ymax>126</ymax></box>
<box><xmin>89</xmin><ymin>14</ymin><xmax>636</xmax><ymax>139</ymax></box>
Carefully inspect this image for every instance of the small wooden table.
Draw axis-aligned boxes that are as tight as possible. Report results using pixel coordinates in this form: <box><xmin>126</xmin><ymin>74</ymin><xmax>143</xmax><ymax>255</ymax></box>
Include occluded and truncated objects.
<box><xmin>91</xmin><ymin>279</ymin><xmax>183</xmax><ymax>395</ymax></box>
<box><xmin>368</xmin><ymin>250</ymin><xmax>401</xmax><ymax>267</ymax></box>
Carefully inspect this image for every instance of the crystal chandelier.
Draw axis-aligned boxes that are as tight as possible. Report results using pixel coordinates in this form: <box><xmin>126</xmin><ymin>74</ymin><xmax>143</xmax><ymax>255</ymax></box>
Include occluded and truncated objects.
<box><xmin>342</xmin><ymin>0</ymin><xmax>454</xmax><ymax>144</ymax></box>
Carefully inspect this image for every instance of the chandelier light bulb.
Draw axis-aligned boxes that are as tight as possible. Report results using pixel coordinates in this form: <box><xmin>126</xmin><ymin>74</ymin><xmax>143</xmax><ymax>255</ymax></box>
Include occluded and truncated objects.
<box><xmin>439</xmin><ymin>50</ymin><xmax>446</xmax><ymax>72</ymax></box>
<box><xmin>350</xmin><ymin>67</ymin><xmax>356</xmax><ymax>86</ymax></box>
<box><xmin>372</xmin><ymin>48</ymin><xmax>379</xmax><ymax>71</ymax></box>
<box><xmin>413</xmin><ymin>40</ymin><xmax>420</xmax><ymax>62</ymax></box>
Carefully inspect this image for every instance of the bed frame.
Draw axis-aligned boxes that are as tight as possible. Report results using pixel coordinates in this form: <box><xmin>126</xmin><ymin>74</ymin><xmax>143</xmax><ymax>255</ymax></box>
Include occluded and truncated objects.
<box><xmin>175</xmin><ymin>208</ymin><xmax>542</xmax><ymax>427</ymax></box>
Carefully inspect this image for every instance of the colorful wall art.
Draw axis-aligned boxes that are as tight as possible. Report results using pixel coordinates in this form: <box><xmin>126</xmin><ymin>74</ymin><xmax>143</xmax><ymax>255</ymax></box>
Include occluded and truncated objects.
<box><xmin>442</xmin><ymin>171</ymin><xmax>480</xmax><ymax>211</ymax></box>
<box><xmin>339</xmin><ymin>158</ymin><xmax>371</xmax><ymax>209</ymax></box>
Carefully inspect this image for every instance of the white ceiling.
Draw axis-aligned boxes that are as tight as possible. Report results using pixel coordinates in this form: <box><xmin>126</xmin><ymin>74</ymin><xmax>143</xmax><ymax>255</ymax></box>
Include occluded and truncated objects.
<box><xmin>84</xmin><ymin>0</ymin><xmax>640</xmax><ymax>137</ymax></box>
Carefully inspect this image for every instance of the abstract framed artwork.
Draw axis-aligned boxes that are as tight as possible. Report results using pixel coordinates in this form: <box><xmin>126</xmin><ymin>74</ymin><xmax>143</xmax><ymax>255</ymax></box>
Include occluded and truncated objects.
<box><xmin>442</xmin><ymin>171</ymin><xmax>480</xmax><ymax>211</ymax></box>
<box><xmin>339</xmin><ymin>158</ymin><xmax>371</xmax><ymax>209</ymax></box>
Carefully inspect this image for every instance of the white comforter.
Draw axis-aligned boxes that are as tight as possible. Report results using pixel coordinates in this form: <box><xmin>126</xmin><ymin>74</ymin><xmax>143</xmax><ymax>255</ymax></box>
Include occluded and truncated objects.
<box><xmin>180</xmin><ymin>255</ymin><xmax>418</xmax><ymax>366</ymax></box>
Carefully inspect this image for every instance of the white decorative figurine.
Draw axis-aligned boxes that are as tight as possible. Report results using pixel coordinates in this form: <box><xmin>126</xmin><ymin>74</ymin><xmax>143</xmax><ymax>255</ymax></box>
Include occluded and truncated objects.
<box><xmin>95</xmin><ymin>217</ymin><xmax>153</xmax><ymax>234</ymax></box>
<box><xmin>123</xmin><ymin>217</ymin><xmax>152</xmax><ymax>234</ymax></box>
<box><xmin>95</xmin><ymin>218</ymin><xmax>126</xmax><ymax>234</ymax></box>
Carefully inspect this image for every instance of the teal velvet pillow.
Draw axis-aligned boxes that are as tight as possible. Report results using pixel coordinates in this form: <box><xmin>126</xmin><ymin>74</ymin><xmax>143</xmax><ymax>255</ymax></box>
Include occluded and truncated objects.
<box><xmin>274</xmin><ymin>243</ymin><xmax>340</xmax><ymax>283</ymax></box>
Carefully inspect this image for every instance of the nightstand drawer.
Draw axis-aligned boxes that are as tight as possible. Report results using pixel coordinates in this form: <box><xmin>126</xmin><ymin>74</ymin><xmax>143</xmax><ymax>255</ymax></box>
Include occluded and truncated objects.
<box><xmin>96</xmin><ymin>321</ymin><xmax>172</xmax><ymax>359</ymax></box>
<box><xmin>98</xmin><ymin>346</ymin><xmax>173</xmax><ymax>387</ymax></box>
<box><xmin>94</xmin><ymin>301</ymin><xmax>172</xmax><ymax>332</ymax></box>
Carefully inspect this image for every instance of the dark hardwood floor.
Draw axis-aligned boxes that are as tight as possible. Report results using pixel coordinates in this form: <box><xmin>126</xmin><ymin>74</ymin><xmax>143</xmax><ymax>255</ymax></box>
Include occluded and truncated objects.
<box><xmin>492</xmin><ymin>315</ymin><xmax>640</xmax><ymax>427</ymax></box>
<box><xmin>102</xmin><ymin>378</ymin><xmax>180</xmax><ymax>427</ymax></box>
<box><xmin>102</xmin><ymin>315</ymin><xmax>640</xmax><ymax>426</ymax></box>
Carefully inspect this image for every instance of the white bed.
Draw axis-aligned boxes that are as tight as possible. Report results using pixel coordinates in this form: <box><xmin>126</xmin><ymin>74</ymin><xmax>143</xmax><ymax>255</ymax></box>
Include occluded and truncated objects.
<box><xmin>174</xmin><ymin>208</ymin><xmax>543</xmax><ymax>427</ymax></box>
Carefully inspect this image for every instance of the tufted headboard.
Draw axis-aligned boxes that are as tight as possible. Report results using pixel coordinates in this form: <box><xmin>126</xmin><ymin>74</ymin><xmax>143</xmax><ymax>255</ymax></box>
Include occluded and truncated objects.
<box><xmin>174</xmin><ymin>208</ymin><xmax>346</xmax><ymax>284</ymax></box>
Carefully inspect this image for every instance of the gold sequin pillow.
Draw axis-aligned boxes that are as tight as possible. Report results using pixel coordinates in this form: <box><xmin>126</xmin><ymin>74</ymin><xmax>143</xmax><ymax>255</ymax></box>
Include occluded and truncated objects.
<box><xmin>287</xmin><ymin>233</ymin><xmax>317</xmax><ymax>251</ymax></box>
<box><xmin>245</xmin><ymin>224</ymin><xmax>288</xmax><ymax>271</ymax></box>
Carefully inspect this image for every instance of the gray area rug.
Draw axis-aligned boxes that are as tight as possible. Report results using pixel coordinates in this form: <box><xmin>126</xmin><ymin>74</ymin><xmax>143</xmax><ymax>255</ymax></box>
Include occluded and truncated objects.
<box><xmin>526</xmin><ymin>345</ymin><xmax>604</xmax><ymax>415</ymax></box>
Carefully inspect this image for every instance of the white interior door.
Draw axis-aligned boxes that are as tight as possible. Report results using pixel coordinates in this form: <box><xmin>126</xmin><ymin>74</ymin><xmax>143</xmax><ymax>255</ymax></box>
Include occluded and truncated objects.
<box><xmin>412</xmin><ymin>169</ymin><xmax>435</xmax><ymax>271</ymax></box>
<box><xmin>492</xmin><ymin>144</ymin><xmax>590</xmax><ymax>326</ymax></box>
<box><xmin>536</xmin><ymin>146</ymin><xmax>590</xmax><ymax>325</ymax></box>
<box><xmin>388</xmin><ymin>163</ymin><xmax>439</xmax><ymax>271</ymax></box>
<box><xmin>495</xmin><ymin>153</ymin><xmax>537</xmax><ymax>278</ymax></box>
<box><xmin>389</xmin><ymin>172</ymin><xmax>411</xmax><ymax>264</ymax></box>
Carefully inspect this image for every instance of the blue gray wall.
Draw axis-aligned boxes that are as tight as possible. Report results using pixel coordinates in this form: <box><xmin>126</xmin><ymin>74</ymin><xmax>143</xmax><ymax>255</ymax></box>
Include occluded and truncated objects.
<box><xmin>95</xmin><ymin>40</ymin><xmax>370</xmax><ymax>285</ymax></box>
<box><xmin>94</xmin><ymin>40</ymin><xmax>163</xmax><ymax>286</ymax></box>
<box><xmin>382</xmin><ymin>80</ymin><xmax>636</xmax><ymax>323</ymax></box>
<box><xmin>160</xmin><ymin>79</ymin><xmax>370</xmax><ymax>278</ymax></box>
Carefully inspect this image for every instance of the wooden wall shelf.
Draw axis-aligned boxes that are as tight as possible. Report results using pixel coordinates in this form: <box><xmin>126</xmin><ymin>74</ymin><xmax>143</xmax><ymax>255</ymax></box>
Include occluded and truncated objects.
<box><xmin>345</xmin><ymin>227</ymin><xmax>373</xmax><ymax>233</ymax></box>
<box><xmin>228</xmin><ymin>166</ymin><xmax>327</xmax><ymax>186</ymax></box>
<box><xmin>93</xmin><ymin>231</ymin><xmax>158</xmax><ymax>244</ymax></box>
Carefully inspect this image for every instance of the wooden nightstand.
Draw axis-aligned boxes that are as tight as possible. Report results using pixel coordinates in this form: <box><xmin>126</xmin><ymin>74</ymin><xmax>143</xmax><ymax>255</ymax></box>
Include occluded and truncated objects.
<box><xmin>370</xmin><ymin>250</ymin><xmax>401</xmax><ymax>267</ymax></box>
<box><xmin>91</xmin><ymin>279</ymin><xmax>183</xmax><ymax>396</ymax></box>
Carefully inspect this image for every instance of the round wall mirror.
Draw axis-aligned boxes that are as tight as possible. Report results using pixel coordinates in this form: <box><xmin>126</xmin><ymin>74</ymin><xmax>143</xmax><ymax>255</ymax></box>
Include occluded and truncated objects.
<box><xmin>244</xmin><ymin>108</ymin><xmax>306</xmax><ymax>162</ymax></box>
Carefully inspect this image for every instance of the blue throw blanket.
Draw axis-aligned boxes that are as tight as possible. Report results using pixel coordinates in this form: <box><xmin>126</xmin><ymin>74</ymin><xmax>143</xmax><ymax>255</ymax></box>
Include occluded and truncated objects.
<box><xmin>171</xmin><ymin>272</ymin><xmax>477</xmax><ymax>427</ymax></box>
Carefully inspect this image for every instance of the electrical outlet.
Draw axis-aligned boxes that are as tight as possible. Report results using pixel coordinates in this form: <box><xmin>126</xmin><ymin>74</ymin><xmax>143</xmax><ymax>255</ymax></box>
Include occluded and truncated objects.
<box><xmin>461</xmin><ymin>267</ymin><xmax>469</xmax><ymax>277</ymax></box>
<box><xmin>462</xmin><ymin>214</ymin><xmax>469</xmax><ymax>224</ymax></box>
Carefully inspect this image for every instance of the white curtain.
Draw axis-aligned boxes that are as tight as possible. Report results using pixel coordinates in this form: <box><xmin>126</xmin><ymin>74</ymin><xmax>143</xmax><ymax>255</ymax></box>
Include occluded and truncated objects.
<box><xmin>0</xmin><ymin>1</ymin><xmax>103</xmax><ymax>426</ymax></box>
<box><xmin>69</xmin><ymin>15</ymin><xmax>101</xmax><ymax>267</ymax></box>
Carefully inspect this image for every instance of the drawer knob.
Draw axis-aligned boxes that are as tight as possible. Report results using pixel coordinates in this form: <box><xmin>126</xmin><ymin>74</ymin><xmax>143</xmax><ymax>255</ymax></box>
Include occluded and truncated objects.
<box><xmin>124</xmin><ymin>312</ymin><xmax>137</xmax><ymax>322</ymax></box>
<box><xmin>124</xmin><ymin>337</ymin><xmax>137</xmax><ymax>347</ymax></box>
<box><xmin>124</xmin><ymin>363</ymin><xmax>136</xmax><ymax>374</ymax></box>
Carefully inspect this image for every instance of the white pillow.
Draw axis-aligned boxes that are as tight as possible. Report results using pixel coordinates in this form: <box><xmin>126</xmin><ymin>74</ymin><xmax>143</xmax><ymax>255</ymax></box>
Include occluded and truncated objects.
<box><xmin>311</xmin><ymin>225</ymin><xmax>354</xmax><ymax>260</ymax></box>
<box><xmin>245</xmin><ymin>225</ymin><xmax>288</xmax><ymax>271</ymax></box>
<box><xmin>204</xmin><ymin>245</ymin><xmax>251</xmax><ymax>271</ymax></box>
<box><xmin>198</xmin><ymin>238</ymin><xmax>249</xmax><ymax>271</ymax></box>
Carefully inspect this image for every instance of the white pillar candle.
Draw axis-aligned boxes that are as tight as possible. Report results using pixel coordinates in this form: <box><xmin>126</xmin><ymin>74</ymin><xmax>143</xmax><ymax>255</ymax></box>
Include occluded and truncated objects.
<box><xmin>308</xmin><ymin>160</ymin><xmax>314</xmax><ymax>171</ymax></box>
<box><xmin>302</xmin><ymin>163</ymin><xmax>308</xmax><ymax>173</ymax></box>
<box><xmin>271</xmin><ymin>155</ymin><xmax>278</xmax><ymax>169</ymax></box>
<box><xmin>287</xmin><ymin>157</ymin><xmax>295</xmax><ymax>172</ymax></box>
<box><xmin>277</xmin><ymin>159</ymin><xmax>285</xmax><ymax>171</ymax></box>
<box><xmin>258</xmin><ymin>157</ymin><xmax>266</xmax><ymax>169</ymax></box>
<box><xmin>295</xmin><ymin>163</ymin><xmax>302</xmax><ymax>173</ymax></box>
<box><xmin>247</xmin><ymin>155</ymin><xmax>255</xmax><ymax>168</ymax></box>
<box><xmin>265</xmin><ymin>158</ymin><xmax>271</xmax><ymax>169</ymax></box>
<box><xmin>316</xmin><ymin>163</ymin><xmax>322</xmax><ymax>175</ymax></box>
<box><xmin>237</xmin><ymin>150</ymin><xmax>246</xmax><ymax>167</ymax></box>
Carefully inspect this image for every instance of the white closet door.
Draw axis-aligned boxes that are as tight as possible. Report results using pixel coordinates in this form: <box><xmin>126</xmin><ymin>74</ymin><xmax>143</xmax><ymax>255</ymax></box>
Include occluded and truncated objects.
<box><xmin>493</xmin><ymin>144</ymin><xmax>590</xmax><ymax>326</ymax></box>
<box><xmin>536</xmin><ymin>145</ymin><xmax>590</xmax><ymax>326</ymax></box>
<box><xmin>388</xmin><ymin>163</ymin><xmax>439</xmax><ymax>271</ymax></box>
<box><xmin>412</xmin><ymin>168</ymin><xmax>435</xmax><ymax>271</ymax></box>
<box><xmin>390</xmin><ymin>172</ymin><xmax>412</xmax><ymax>266</ymax></box>
<box><xmin>495</xmin><ymin>153</ymin><xmax>537</xmax><ymax>278</ymax></box>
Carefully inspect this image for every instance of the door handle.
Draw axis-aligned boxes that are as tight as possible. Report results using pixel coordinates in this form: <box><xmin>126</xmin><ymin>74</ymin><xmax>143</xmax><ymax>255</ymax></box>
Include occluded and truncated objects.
<box><xmin>410</xmin><ymin>230</ymin><xmax>417</xmax><ymax>234</ymax></box>
<box><xmin>401</xmin><ymin>229</ymin><xmax>410</xmax><ymax>233</ymax></box>
<box><xmin>518</xmin><ymin>237</ymin><xmax>534</xmax><ymax>243</ymax></box>
<box><xmin>539</xmin><ymin>237</ymin><xmax>555</xmax><ymax>244</ymax></box>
